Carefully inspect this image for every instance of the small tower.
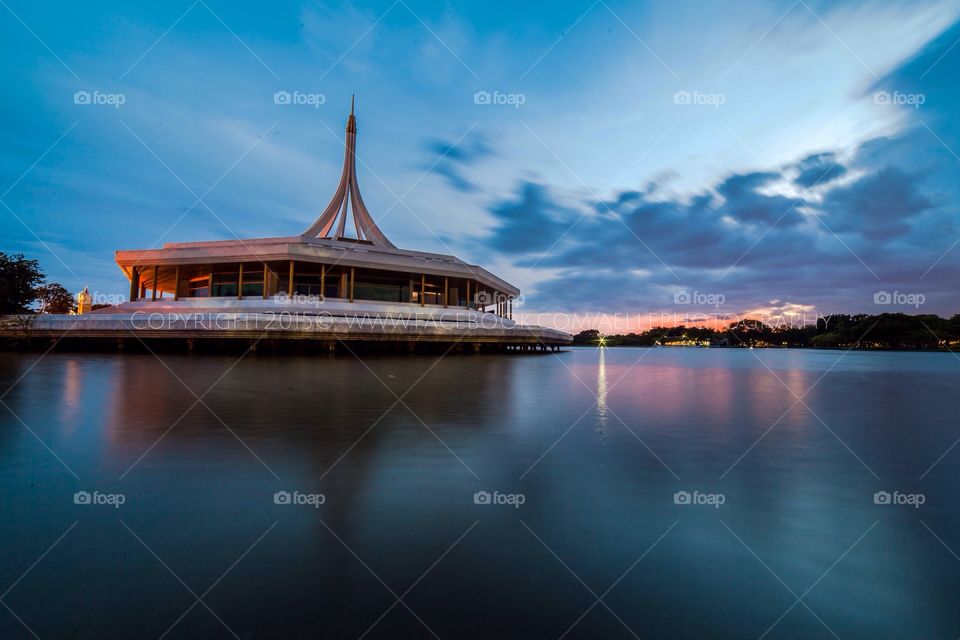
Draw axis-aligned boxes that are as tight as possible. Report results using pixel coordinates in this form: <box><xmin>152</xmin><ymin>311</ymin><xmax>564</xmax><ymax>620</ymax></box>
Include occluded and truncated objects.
<box><xmin>77</xmin><ymin>287</ymin><xmax>92</xmax><ymax>314</ymax></box>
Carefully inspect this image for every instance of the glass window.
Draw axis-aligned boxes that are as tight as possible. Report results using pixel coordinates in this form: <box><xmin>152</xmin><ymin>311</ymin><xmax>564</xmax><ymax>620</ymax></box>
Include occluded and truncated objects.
<box><xmin>188</xmin><ymin>276</ymin><xmax>210</xmax><ymax>298</ymax></box>
<box><xmin>241</xmin><ymin>281</ymin><xmax>264</xmax><ymax>297</ymax></box>
<box><xmin>294</xmin><ymin>275</ymin><xmax>323</xmax><ymax>296</ymax></box>
<box><xmin>211</xmin><ymin>271</ymin><xmax>238</xmax><ymax>297</ymax></box>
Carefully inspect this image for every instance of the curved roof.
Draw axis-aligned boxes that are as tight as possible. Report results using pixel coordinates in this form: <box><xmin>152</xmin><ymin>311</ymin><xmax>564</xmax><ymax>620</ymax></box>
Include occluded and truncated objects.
<box><xmin>301</xmin><ymin>96</ymin><xmax>396</xmax><ymax>247</ymax></box>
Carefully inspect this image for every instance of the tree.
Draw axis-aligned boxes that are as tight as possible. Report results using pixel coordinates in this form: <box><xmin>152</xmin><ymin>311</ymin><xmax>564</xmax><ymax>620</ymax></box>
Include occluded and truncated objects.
<box><xmin>726</xmin><ymin>319</ymin><xmax>772</xmax><ymax>346</ymax></box>
<box><xmin>36</xmin><ymin>283</ymin><xmax>76</xmax><ymax>314</ymax></box>
<box><xmin>572</xmin><ymin>329</ymin><xmax>601</xmax><ymax>345</ymax></box>
<box><xmin>0</xmin><ymin>252</ymin><xmax>44</xmax><ymax>314</ymax></box>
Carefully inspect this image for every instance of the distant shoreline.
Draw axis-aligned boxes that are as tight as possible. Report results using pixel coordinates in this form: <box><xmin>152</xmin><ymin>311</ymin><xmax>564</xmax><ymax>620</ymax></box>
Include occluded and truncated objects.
<box><xmin>569</xmin><ymin>313</ymin><xmax>960</xmax><ymax>351</ymax></box>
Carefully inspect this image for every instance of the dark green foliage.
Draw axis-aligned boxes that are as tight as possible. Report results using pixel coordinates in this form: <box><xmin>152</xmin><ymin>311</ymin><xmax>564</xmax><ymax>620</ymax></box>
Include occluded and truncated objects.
<box><xmin>36</xmin><ymin>283</ymin><xmax>76</xmax><ymax>314</ymax></box>
<box><xmin>0</xmin><ymin>253</ymin><xmax>44</xmax><ymax>314</ymax></box>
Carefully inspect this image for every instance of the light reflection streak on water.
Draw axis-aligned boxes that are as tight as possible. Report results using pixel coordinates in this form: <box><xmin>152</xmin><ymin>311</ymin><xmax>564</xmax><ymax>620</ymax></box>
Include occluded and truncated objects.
<box><xmin>596</xmin><ymin>346</ymin><xmax>608</xmax><ymax>437</ymax></box>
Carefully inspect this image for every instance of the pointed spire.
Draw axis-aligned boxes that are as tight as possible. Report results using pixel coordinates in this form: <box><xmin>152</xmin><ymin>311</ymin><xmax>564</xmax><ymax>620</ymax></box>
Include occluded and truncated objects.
<box><xmin>346</xmin><ymin>95</ymin><xmax>357</xmax><ymax>134</ymax></box>
<box><xmin>300</xmin><ymin>99</ymin><xmax>395</xmax><ymax>248</ymax></box>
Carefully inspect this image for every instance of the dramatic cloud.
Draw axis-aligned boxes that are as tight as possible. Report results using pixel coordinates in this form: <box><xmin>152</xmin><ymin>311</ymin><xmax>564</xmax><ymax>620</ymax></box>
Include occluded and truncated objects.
<box><xmin>820</xmin><ymin>166</ymin><xmax>933</xmax><ymax>241</ymax></box>
<box><xmin>483</xmin><ymin>130</ymin><xmax>957</xmax><ymax>316</ymax></box>
<box><xmin>485</xmin><ymin>181</ymin><xmax>578</xmax><ymax>254</ymax></box>
<box><xmin>422</xmin><ymin>134</ymin><xmax>493</xmax><ymax>193</ymax></box>
<box><xmin>794</xmin><ymin>152</ymin><xmax>848</xmax><ymax>188</ymax></box>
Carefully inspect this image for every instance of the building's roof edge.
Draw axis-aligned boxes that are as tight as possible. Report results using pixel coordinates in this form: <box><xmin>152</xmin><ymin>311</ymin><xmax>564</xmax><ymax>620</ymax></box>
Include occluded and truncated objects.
<box><xmin>138</xmin><ymin>235</ymin><xmax>462</xmax><ymax>263</ymax></box>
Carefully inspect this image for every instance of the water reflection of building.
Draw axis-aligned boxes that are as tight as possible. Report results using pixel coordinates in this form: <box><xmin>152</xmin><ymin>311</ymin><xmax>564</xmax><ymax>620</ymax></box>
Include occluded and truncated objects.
<box><xmin>103</xmin><ymin>353</ymin><xmax>515</xmax><ymax>462</ymax></box>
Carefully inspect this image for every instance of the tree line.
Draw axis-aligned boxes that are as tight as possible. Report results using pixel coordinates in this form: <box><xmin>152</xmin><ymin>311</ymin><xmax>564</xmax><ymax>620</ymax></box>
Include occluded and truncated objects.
<box><xmin>573</xmin><ymin>314</ymin><xmax>960</xmax><ymax>350</ymax></box>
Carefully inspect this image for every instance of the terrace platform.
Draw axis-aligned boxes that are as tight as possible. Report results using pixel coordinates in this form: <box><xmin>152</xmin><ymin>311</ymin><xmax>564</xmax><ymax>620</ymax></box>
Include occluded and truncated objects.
<box><xmin>0</xmin><ymin>298</ymin><xmax>571</xmax><ymax>353</ymax></box>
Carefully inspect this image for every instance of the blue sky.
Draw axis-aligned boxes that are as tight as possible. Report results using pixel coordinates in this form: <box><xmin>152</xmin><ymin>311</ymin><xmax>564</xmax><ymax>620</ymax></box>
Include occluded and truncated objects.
<box><xmin>2</xmin><ymin>0</ymin><xmax>959</xmax><ymax>328</ymax></box>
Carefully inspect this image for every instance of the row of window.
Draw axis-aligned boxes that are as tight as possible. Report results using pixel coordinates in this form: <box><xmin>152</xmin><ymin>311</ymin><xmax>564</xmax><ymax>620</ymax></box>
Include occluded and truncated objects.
<box><xmin>184</xmin><ymin>274</ymin><xmax>468</xmax><ymax>300</ymax></box>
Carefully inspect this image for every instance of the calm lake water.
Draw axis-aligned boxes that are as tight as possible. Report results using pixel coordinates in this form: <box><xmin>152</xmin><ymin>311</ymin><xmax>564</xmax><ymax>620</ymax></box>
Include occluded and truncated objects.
<box><xmin>1</xmin><ymin>346</ymin><xmax>959</xmax><ymax>639</ymax></box>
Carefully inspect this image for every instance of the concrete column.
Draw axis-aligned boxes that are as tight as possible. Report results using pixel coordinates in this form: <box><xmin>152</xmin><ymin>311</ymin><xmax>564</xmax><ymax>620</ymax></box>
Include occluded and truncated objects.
<box><xmin>238</xmin><ymin>263</ymin><xmax>244</xmax><ymax>300</ymax></box>
<box><xmin>151</xmin><ymin>266</ymin><xmax>158</xmax><ymax>301</ymax></box>
<box><xmin>288</xmin><ymin>260</ymin><xmax>294</xmax><ymax>297</ymax></box>
<box><xmin>129</xmin><ymin>267</ymin><xmax>139</xmax><ymax>301</ymax></box>
<box><xmin>173</xmin><ymin>265</ymin><xmax>180</xmax><ymax>301</ymax></box>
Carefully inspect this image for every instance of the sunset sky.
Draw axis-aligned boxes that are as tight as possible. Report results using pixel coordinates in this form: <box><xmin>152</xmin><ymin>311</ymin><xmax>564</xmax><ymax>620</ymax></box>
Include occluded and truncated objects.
<box><xmin>2</xmin><ymin>0</ymin><xmax>959</xmax><ymax>331</ymax></box>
